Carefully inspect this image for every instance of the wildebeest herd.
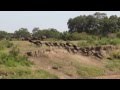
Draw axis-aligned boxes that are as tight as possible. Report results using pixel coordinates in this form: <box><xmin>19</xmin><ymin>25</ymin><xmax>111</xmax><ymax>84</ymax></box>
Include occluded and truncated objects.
<box><xmin>25</xmin><ymin>38</ymin><xmax>117</xmax><ymax>59</ymax></box>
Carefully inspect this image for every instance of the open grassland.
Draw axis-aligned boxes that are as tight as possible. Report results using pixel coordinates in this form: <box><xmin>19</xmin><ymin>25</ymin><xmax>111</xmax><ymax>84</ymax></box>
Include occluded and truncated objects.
<box><xmin>0</xmin><ymin>40</ymin><xmax>120</xmax><ymax>79</ymax></box>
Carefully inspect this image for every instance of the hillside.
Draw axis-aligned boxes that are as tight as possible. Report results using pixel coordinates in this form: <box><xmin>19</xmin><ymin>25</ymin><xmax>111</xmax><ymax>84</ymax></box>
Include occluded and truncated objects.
<box><xmin>0</xmin><ymin>40</ymin><xmax>119</xmax><ymax>79</ymax></box>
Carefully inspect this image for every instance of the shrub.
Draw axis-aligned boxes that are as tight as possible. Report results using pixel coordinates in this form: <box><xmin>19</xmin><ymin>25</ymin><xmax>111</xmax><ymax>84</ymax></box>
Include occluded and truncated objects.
<box><xmin>116</xmin><ymin>32</ymin><xmax>120</xmax><ymax>38</ymax></box>
<box><xmin>9</xmin><ymin>46</ymin><xmax>20</xmax><ymax>57</ymax></box>
<box><xmin>0</xmin><ymin>40</ymin><xmax>13</xmax><ymax>50</ymax></box>
<box><xmin>0</xmin><ymin>50</ymin><xmax>32</xmax><ymax>67</ymax></box>
<box><xmin>111</xmin><ymin>52</ymin><xmax>120</xmax><ymax>59</ymax></box>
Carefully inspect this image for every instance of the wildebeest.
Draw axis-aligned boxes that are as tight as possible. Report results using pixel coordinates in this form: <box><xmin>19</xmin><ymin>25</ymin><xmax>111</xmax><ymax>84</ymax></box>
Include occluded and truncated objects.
<box><xmin>66</xmin><ymin>42</ymin><xmax>72</xmax><ymax>47</ymax></box>
<box><xmin>26</xmin><ymin>52</ymin><xmax>32</xmax><ymax>56</ymax></box>
<box><xmin>53</xmin><ymin>42</ymin><xmax>60</xmax><ymax>48</ymax></box>
<box><xmin>45</xmin><ymin>42</ymin><xmax>51</xmax><ymax>47</ymax></box>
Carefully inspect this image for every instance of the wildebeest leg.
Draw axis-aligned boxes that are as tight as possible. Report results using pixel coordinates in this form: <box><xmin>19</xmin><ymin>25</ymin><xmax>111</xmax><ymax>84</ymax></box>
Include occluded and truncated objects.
<box><xmin>34</xmin><ymin>51</ymin><xmax>37</xmax><ymax>57</ymax></box>
<box><xmin>38</xmin><ymin>50</ymin><xmax>40</xmax><ymax>56</ymax></box>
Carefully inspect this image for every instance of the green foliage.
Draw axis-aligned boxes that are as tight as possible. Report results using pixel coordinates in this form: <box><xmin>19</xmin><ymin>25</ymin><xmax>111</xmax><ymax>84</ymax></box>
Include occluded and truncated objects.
<box><xmin>2</xmin><ymin>40</ymin><xmax>13</xmax><ymax>48</ymax></box>
<box><xmin>105</xmin><ymin>59</ymin><xmax>120</xmax><ymax>72</ymax></box>
<box><xmin>67</xmin><ymin>12</ymin><xmax>120</xmax><ymax>36</ymax></box>
<box><xmin>1</xmin><ymin>68</ymin><xmax>58</xmax><ymax>79</ymax></box>
<box><xmin>111</xmin><ymin>52</ymin><xmax>120</xmax><ymax>59</ymax></box>
<box><xmin>9</xmin><ymin>46</ymin><xmax>20</xmax><ymax>56</ymax></box>
<box><xmin>0</xmin><ymin>40</ymin><xmax>13</xmax><ymax>50</ymax></box>
<box><xmin>44</xmin><ymin>38</ymin><xmax>60</xmax><ymax>41</ymax></box>
<box><xmin>71</xmin><ymin>32</ymin><xmax>86</xmax><ymax>40</ymax></box>
<box><xmin>0</xmin><ymin>31</ymin><xmax>8</xmax><ymax>40</ymax></box>
<box><xmin>32</xmin><ymin>28</ymin><xmax>62</xmax><ymax>40</ymax></box>
<box><xmin>0</xmin><ymin>52</ymin><xmax>32</xmax><ymax>67</ymax></box>
<box><xmin>116</xmin><ymin>32</ymin><xmax>120</xmax><ymax>38</ymax></box>
<box><xmin>77</xmin><ymin>37</ymin><xmax>120</xmax><ymax>47</ymax></box>
<box><xmin>61</xmin><ymin>31</ymin><xmax>71</xmax><ymax>40</ymax></box>
<box><xmin>14</xmin><ymin>28</ymin><xmax>31</xmax><ymax>39</ymax></box>
<box><xmin>0</xmin><ymin>45</ymin><xmax>32</xmax><ymax>67</ymax></box>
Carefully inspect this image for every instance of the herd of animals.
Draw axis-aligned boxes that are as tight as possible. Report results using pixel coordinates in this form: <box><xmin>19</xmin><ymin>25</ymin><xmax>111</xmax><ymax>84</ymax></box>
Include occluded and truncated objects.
<box><xmin>23</xmin><ymin>37</ymin><xmax>117</xmax><ymax>59</ymax></box>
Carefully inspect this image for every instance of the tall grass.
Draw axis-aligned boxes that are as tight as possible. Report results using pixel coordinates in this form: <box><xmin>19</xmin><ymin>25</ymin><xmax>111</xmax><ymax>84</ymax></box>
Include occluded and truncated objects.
<box><xmin>0</xmin><ymin>40</ymin><xmax>13</xmax><ymax>50</ymax></box>
<box><xmin>76</xmin><ymin>65</ymin><xmax>105</xmax><ymax>77</ymax></box>
<box><xmin>0</xmin><ymin>40</ymin><xmax>58</xmax><ymax>79</ymax></box>
<box><xmin>0</xmin><ymin>46</ymin><xmax>32</xmax><ymax>67</ymax></box>
<box><xmin>77</xmin><ymin>37</ymin><xmax>120</xmax><ymax>47</ymax></box>
<box><xmin>0</xmin><ymin>66</ymin><xmax>58</xmax><ymax>79</ymax></box>
<box><xmin>105</xmin><ymin>59</ymin><xmax>120</xmax><ymax>72</ymax></box>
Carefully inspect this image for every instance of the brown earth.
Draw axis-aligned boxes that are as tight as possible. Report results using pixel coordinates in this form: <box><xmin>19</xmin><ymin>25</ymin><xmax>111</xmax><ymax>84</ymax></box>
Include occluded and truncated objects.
<box><xmin>11</xmin><ymin>41</ymin><xmax>120</xmax><ymax>79</ymax></box>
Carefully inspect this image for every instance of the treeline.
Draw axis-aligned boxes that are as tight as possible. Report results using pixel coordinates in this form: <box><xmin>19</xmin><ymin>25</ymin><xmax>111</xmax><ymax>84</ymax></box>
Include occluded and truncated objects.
<box><xmin>1</xmin><ymin>12</ymin><xmax>120</xmax><ymax>41</ymax></box>
<box><xmin>68</xmin><ymin>12</ymin><xmax>120</xmax><ymax>36</ymax></box>
<box><xmin>0</xmin><ymin>28</ymin><xmax>63</xmax><ymax>40</ymax></box>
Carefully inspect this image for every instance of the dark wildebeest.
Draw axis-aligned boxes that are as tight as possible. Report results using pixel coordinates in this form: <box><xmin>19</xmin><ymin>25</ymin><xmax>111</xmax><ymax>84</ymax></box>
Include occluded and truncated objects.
<box><xmin>31</xmin><ymin>40</ymin><xmax>42</xmax><ymax>47</ymax></box>
<box><xmin>45</xmin><ymin>42</ymin><xmax>51</xmax><ymax>47</ymax></box>
<box><xmin>53</xmin><ymin>42</ymin><xmax>60</xmax><ymax>48</ymax></box>
<box><xmin>66</xmin><ymin>42</ymin><xmax>72</xmax><ymax>47</ymax></box>
<box><xmin>70</xmin><ymin>47</ymin><xmax>78</xmax><ymax>54</ymax></box>
<box><xmin>26</xmin><ymin>52</ymin><xmax>32</xmax><ymax>56</ymax></box>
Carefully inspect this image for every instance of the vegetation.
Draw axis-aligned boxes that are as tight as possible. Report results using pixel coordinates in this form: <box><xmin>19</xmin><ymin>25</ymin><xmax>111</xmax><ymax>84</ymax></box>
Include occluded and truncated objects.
<box><xmin>1</xmin><ymin>12</ymin><xmax>120</xmax><ymax>78</ymax></box>
<box><xmin>105</xmin><ymin>59</ymin><xmax>120</xmax><ymax>72</ymax></box>
<box><xmin>0</xmin><ymin>65</ymin><xmax>58</xmax><ymax>79</ymax></box>
<box><xmin>76</xmin><ymin>65</ymin><xmax>105</xmax><ymax>77</ymax></box>
<box><xmin>67</xmin><ymin>12</ymin><xmax>120</xmax><ymax>36</ymax></box>
<box><xmin>1</xmin><ymin>12</ymin><xmax>120</xmax><ymax>41</ymax></box>
<box><xmin>0</xmin><ymin>40</ymin><xmax>58</xmax><ymax>79</ymax></box>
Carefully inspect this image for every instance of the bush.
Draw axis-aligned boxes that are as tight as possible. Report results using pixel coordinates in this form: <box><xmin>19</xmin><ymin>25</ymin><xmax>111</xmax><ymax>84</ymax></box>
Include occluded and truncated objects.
<box><xmin>105</xmin><ymin>59</ymin><xmax>120</xmax><ymax>72</ymax></box>
<box><xmin>9</xmin><ymin>46</ymin><xmax>20</xmax><ymax>57</ymax></box>
<box><xmin>111</xmin><ymin>52</ymin><xmax>120</xmax><ymax>59</ymax></box>
<box><xmin>0</xmin><ymin>40</ymin><xmax>13</xmax><ymax>50</ymax></box>
<box><xmin>0</xmin><ymin>47</ymin><xmax>33</xmax><ymax>67</ymax></box>
<box><xmin>117</xmin><ymin>32</ymin><xmax>120</xmax><ymax>38</ymax></box>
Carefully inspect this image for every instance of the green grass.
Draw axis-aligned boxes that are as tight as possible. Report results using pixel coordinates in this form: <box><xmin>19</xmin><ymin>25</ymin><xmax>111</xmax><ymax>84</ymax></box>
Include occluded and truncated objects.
<box><xmin>71</xmin><ymin>61</ymin><xmax>105</xmax><ymax>78</ymax></box>
<box><xmin>105</xmin><ymin>59</ymin><xmax>120</xmax><ymax>72</ymax></box>
<box><xmin>105</xmin><ymin>51</ymin><xmax>120</xmax><ymax>72</ymax></box>
<box><xmin>76</xmin><ymin>65</ymin><xmax>105</xmax><ymax>78</ymax></box>
<box><xmin>8</xmin><ymin>69</ymin><xmax>58</xmax><ymax>79</ymax></box>
<box><xmin>0</xmin><ymin>40</ymin><xmax>58</xmax><ymax>79</ymax></box>
<box><xmin>111</xmin><ymin>52</ymin><xmax>120</xmax><ymax>59</ymax></box>
<box><xmin>2</xmin><ymin>40</ymin><xmax>120</xmax><ymax>78</ymax></box>
<box><xmin>0</xmin><ymin>40</ymin><xmax>13</xmax><ymax>50</ymax></box>
<box><xmin>77</xmin><ymin>37</ymin><xmax>120</xmax><ymax>47</ymax></box>
<box><xmin>0</xmin><ymin>66</ymin><xmax>58</xmax><ymax>79</ymax></box>
<box><xmin>0</xmin><ymin>52</ymin><xmax>33</xmax><ymax>67</ymax></box>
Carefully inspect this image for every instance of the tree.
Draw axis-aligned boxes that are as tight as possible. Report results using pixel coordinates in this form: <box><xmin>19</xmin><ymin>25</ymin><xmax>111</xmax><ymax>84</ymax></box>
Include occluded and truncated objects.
<box><xmin>32</xmin><ymin>28</ymin><xmax>61</xmax><ymax>40</ymax></box>
<box><xmin>14</xmin><ymin>28</ymin><xmax>31</xmax><ymax>39</ymax></box>
<box><xmin>32</xmin><ymin>27</ymin><xmax>40</xmax><ymax>34</ymax></box>
<box><xmin>94</xmin><ymin>12</ymin><xmax>107</xmax><ymax>19</ymax></box>
<box><xmin>67</xmin><ymin>12</ymin><xmax>120</xmax><ymax>36</ymax></box>
<box><xmin>86</xmin><ymin>15</ymin><xmax>99</xmax><ymax>34</ymax></box>
<box><xmin>61</xmin><ymin>31</ymin><xmax>72</xmax><ymax>40</ymax></box>
<box><xmin>109</xmin><ymin>15</ymin><xmax>118</xmax><ymax>33</ymax></box>
<box><xmin>67</xmin><ymin>15</ymin><xmax>87</xmax><ymax>33</ymax></box>
<box><xmin>0</xmin><ymin>31</ymin><xmax>8</xmax><ymax>40</ymax></box>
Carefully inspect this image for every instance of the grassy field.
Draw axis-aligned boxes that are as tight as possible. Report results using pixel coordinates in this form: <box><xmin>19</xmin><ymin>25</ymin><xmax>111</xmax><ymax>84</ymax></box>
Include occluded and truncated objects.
<box><xmin>0</xmin><ymin>40</ymin><xmax>58</xmax><ymax>79</ymax></box>
<box><xmin>0</xmin><ymin>39</ymin><xmax>120</xmax><ymax>79</ymax></box>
